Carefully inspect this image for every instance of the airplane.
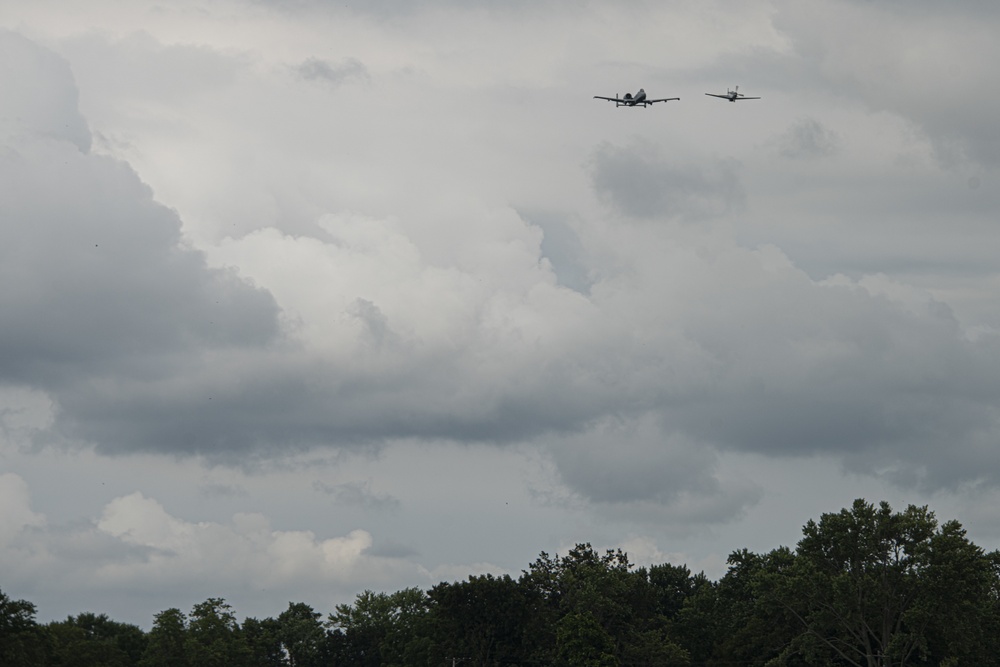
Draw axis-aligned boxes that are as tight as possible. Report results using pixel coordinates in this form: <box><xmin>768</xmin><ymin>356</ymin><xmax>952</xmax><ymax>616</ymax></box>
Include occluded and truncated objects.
<box><xmin>593</xmin><ymin>88</ymin><xmax>679</xmax><ymax>107</ymax></box>
<box><xmin>705</xmin><ymin>85</ymin><xmax>760</xmax><ymax>102</ymax></box>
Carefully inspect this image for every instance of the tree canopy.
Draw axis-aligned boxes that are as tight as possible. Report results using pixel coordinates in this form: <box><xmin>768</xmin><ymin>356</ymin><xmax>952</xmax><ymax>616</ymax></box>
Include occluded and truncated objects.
<box><xmin>2</xmin><ymin>498</ymin><xmax>998</xmax><ymax>666</ymax></box>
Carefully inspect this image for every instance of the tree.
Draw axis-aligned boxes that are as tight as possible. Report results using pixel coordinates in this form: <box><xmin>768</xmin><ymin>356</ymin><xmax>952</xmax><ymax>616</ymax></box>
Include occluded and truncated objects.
<box><xmin>242</xmin><ymin>616</ymin><xmax>283</xmax><ymax>667</ymax></box>
<box><xmin>555</xmin><ymin>610</ymin><xmax>618</xmax><ymax>667</ymax></box>
<box><xmin>276</xmin><ymin>602</ymin><xmax>328</xmax><ymax>667</ymax></box>
<box><xmin>329</xmin><ymin>588</ymin><xmax>429</xmax><ymax>667</ymax></box>
<box><xmin>765</xmin><ymin>499</ymin><xmax>998</xmax><ymax>666</ymax></box>
<box><xmin>140</xmin><ymin>608</ymin><xmax>187</xmax><ymax>667</ymax></box>
<box><xmin>185</xmin><ymin>598</ymin><xmax>250</xmax><ymax>667</ymax></box>
<box><xmin>0</xmin><ymin>589</ymin><xmax>45</xmax><ymax>666</ymax></box>
<box><xmin>520</xmin><ymin>544</ymin><xmax>689</xmax><ymax>666</ymax></box>
<box><xmin>698</xmin><ymin>547</ymin><xmax>801</xmax><ymax>667</ymax></box>
<box><xmin>44</xmin><ymin>613</ymin><xmax>145</xmax><ymax>667</ymax></box>
<box><xmin>427</xmin><ymin>574</ymin><xmax>531</xmax><ymax>666</ymax></box>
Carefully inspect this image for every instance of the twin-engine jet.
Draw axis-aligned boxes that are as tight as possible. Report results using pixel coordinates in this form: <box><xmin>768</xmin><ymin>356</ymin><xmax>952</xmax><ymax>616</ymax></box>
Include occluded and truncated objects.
<box><xmin>705</xmin><ymin>85</ymin><xmax>760</xmax><ymax>102</ymax></box>
<box><xmin>593</xmin><ymin>88</ymin><xmax>679</xmax><ymax>107</ymax></box>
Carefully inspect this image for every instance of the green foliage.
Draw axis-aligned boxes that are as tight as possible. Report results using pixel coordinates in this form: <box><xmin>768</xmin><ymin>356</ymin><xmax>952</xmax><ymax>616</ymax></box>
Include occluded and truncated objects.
<box><xmin>519</xmin><ymin>543</ymin><xmax>691</xmax><ymax>666</ymax></box>
<box><xmin>555</xmin><ymin>610</ymin><xmax>618</xmax><ymax>667</ymax></box>
<box><xmin>758</xmin><ymin>499</ymin><xmax>1000</xmax><ymax>667</ymax></box>
<box><xmin>242</xmin><ymin>616</ymin><xmax>283</xmax><ymax>667</ymax></box>
<box><xmin>139</xmin><ymin>608</ymin><xmax>187</xmax><ymax>667</ymax></box>
<box><xmin>43</xmin><ymin>612</ymin><xmax>147</xmax><ymax>667</ymax></box>
<box><xmin>0</xmin><ymin>589</ymin><xmax>45</xmax><ymax>666</ymax></box>
<box><xmin>328</xmin><ymin>587</ymin><xmax>428</xmax><ymax>666</ymax></box>
<box><xmin>275</xmin><ymin>602</ymin><xmax>329</xmax><ymax>667</ymax></box>
<box><xmin>427</xmin><ymin>573</ymin><xmax>531</xmax><ymax>666</ymax></box>
<box><xmin>185</xmin><ymin>598</ymin><xmax>250</xmax><ymax>667</ymax></box>
<box><xmin>4</xmin><ymin>498</ymin><xmax>1000</xmax><ymax>666</ymax></box>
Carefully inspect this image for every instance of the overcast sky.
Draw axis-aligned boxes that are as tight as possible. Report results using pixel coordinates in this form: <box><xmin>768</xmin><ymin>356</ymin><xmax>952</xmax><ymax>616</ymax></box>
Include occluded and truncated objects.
<box><xmin>2</xmin><ymin>0</ymin><xmax>1000</xmax><ymax>627</ymax></box>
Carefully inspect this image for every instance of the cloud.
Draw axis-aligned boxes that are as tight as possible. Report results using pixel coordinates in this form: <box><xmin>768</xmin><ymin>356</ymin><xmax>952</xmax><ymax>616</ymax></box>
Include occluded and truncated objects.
<box><xmin>525</xmin><ymin>210</ymin><xmax>593</xmax><ymax>294</ymax></box>
<box><xmin>0</xmin><ymin>479</ymin><xmax>429</xmax><ymax>622</ymax></box>
<box><xmin>771</xmin><ymin>117</ymin><xmax>840</xmax><ymax>159</ymax></box>
<box><xmin>547</xmin><ymin>417</ymin><xmax>722</xmax><ymax>506</ymax></box>
<box><xmin>296</xmin><ymin>57</ymin><xmax>368</xmax><ymax>86</ymax></box>
<box><xmin>0</xmin><ymin>32</ymin><xmax>294</xmax><ymax>457</ymax></box>
<box><xmin>0</xmin><ymin>473</ymin><xmax>45</xmax><ymax>547</ymax></box>
<box><xmin>59</xmin><ymin>30</ymin><xmax>243</xmax><ymax>106</ymax></box>
<box><xmin>0</xmin><ymin>30</ymin><xmax>91</xmax><ymax>152</ymax></box>
<box><xmin>589</xmin><ymin>141</ymin><xmax>744</xmax><ymax>220</ymax></box>
<box><xmin>313</xmin><ymin>480</ymin><xmax>401</xmax><ymax>511</ymax></box>
<box><xmin>772</xmin><ymin>0</ymin><xmax>1000</xmax><ymax>167</ymax></box>
<box><xmin>4</xmin><ymin>10</ymin><xmax>1000</xmax><ymax>504</ymax></box>
<box><xmin>541</xmin><ymin>415</ymin><xmax>764</xmax><ymax>529</ymax></box>
<box><xmin>96</xmin><ymin>492</ymin><xmax>381</xmax><ymax>585</ymax></box>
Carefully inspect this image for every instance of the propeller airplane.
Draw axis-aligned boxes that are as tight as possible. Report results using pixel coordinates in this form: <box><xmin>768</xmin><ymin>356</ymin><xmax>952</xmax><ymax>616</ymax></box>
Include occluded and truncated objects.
<box><xmin>705</xmin><ymin>85</ymin><xmax>760</xmax><ymax>102</ymax></box>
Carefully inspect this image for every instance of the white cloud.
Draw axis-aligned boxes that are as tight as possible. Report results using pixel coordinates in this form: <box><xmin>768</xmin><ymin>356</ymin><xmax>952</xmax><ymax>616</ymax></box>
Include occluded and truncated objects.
<box><xmin>2</xmin><ymin>0</ymin><xmax>1000</xmax><ymax>627</ymax></box>
<box><xmin>0</xmin><ymin>473</ymin><xmax>45</xmax><ymax>546</ymax></box>
<box><xmin>0</xmin><ymin>479</ymin><xmax>430</xmax><ymax>620</ymax></box>
<box><xmin>95</xmin><ymin>492</ymin><xmax>381</xmax><ymax>587</ymax></box>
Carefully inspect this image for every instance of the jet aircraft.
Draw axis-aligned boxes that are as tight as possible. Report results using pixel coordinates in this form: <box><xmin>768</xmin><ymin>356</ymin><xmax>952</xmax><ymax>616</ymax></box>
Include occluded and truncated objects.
<box><xmin>593</xmin><ymin>88</ymin><xmax>679</xmax><ymax>107</ymax></box>
<box><xmin>705</xmin><ymin>86</ymin><xmax>760</xmax><ymax>102</ymax></box>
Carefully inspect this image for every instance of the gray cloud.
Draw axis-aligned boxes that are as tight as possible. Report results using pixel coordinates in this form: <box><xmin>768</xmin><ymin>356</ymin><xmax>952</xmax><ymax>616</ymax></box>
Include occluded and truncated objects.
<box><xmin>663</xmin><ymin>267</ymin><xmax>1000</xmax><ymax>490</ymax></box>
<box><xmin>522</xmin><ymin>210</ymin><xmax>593</xmax><ymax>294</ymax></box>
<box><xmin>772</xmin><ymin>118</ymin><xmax>840</xmax><ymax>159</ymax></box>
<box><xmin>590</xmin><ymin>142</ymin><xmax>744</xmax><ymax>220</ymax></box>
<box><xmin>4</xmin><ymin>11</ymin><xmax>1000</xmax><ymax>504</ymax></box>
<box><xmin>771</xmin><ymin>1</ymin><xmax>1000</xmax><ymax>167</ymax></box>
<box><xmin>313</xmin><ymin>480</ymin><xmax>401</xmax><ymax>511</ymax></box>
<box><xmin>59</xmin><ymin>31</ymin><xmax>242</xmax><ymax>105</ymax></box>
<box><xmin>0</xmin><ymin>30</ymin><xmax>91</xmax><ymax>152</ymax></box>
<box><xmin>296</xmin><ymin>57</ymin><xmax>368</xmax><ymax>87</ymax></box>
<box><xmin>548</xmin><ymin>421</ymin><xmax>724</xmax><ymax>505</ymax></box>
<box><xmin>5</xmin><ymin>1</ymin><xmax>1000</xmax><ymax>629</ymax></box>
<box><xmin>0</xmin><ymin>32</ymin><xmax>284</xmax><ymax>456</ymax></box>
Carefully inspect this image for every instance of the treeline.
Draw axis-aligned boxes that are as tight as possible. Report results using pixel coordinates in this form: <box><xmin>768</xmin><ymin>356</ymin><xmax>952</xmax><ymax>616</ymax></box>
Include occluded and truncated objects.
<box><xmin>3</xmin><ymin>499</ymin><xmax>1000</xmax><ymax>666</ymax></box>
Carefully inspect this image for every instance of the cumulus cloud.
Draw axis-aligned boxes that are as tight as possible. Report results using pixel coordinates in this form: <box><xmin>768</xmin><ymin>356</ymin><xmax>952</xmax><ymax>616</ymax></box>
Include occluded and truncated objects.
<box><xmin>96</xmin><ymin>492</ymin><xmax>381</xmax><ymax>586</ymax></box>
<box><xmin>772</xmin><ymin>0</ymin><xmax>1000</xmax><ymax>167</ymax></box>
<box><xmin>296</xmin><ymin>57</ymin><xmax>368</xmax><ymax>86</ymax></box>
<box><xmin>0</xmin><ymin>30</ymin><xmax>91</xmax><ymax>151</ymax></box>
<box><xmin>313</xmin><ymin>479</ymin><xmax>401</xmax><ymax>511</ymax></box>
<box><xmin>771</xmin><ymin>117</ymin><xmax>840</xmax><ymax>159</ymax></box>
<box><xmin>4</xmin><ymin>0</ymin><xmax>1000</xmax><ymax>629</ymax></box>
<box><xmin>5</xmin><ymin>7</ymin><xmax>1000</xmax><ymax>505</ymax></box>
<box><xmin>0</xmin><ymin>473</ymin><xmax>45</xmax><ymax>546</ymax></box>
<box><xmin>59</xmin><ymin>30</ymin><xmax>242</xmax><ymax>106</ymax></box>
<box><xmin>548</xmin><ymin>417</ymin><xmax>724</xmax><ymax>506</ymax></box>
<box><xmin>589</xmin><ymin>141</ymin><xmax>744</xmax><ymax>220</ymax></box>
<box><xmin>541</xmin><ymin>415</ymin><xmax>764</xmax><ymax>529</ymax></box>
<box><xmin>0</xmin><ymin>478</ymin><xmax>431</xmax><ymax>622</ymax></box>
<box><xmin>6</xmin><ymin>29</ymin><xmax>999</xmax><ymax>495</ymax></box>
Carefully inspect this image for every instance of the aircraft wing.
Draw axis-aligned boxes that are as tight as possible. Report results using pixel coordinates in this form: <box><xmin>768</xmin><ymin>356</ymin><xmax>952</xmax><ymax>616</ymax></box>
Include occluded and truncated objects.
<box><xmin>593</xmin><ymin>96</ymin><xmax>621</xmax><ymax>102</ymax></box>
<box><xmin>734</xmin><ymin>96</ymin><xmax>761</xmax><ymax>100</ymax></box>
<box><xmin>704</xmin><ymin>93</ymin><xmax>730</xmax><ymax>99</ymax></box>
<box><xmin>646</xmin><ymin>97</ymin><xmax>680</xmax><ymax>104</ymax></box>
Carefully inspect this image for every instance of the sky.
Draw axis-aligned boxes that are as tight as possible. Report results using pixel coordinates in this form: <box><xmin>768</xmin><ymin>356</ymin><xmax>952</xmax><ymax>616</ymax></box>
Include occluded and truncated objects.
<box><xmin>2</xmin><ymin>0</ymin><xmax>1000</xmax><ymax>628</ymax></box>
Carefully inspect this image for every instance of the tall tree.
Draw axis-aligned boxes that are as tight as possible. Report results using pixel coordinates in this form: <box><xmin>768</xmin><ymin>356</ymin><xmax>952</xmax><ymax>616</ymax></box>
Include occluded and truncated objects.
<box><xmin>44</xmin><ymin>612</ymin><xmax>145</xmax><ymax>667</ymax></box>
<box><xmin>276</xmin><ymin>602</ymin><xmax>328</xmax><ymax>667</ymax></box>
<box><xmin>242</xmin><ymin>616</ymin><xmax>283</xmax><ymax>667</ymax></box>
<box><xmin>185</xmin><ymin>598</ymin><xmax>250</xmax><ymax>667</ymax></box>
<box><xmin>0</xmin><ymin>589</ymin><xmax>45</xmax><ymax>666</ymax></box>
<box><xmin>140</xmin><ymin>608</ymin><xmax>187</xmax><ymax>667</ymax></box>
<box><xmin>692</xmin><ymin>547</ymin><xmax>800</xmax><ymax>667</ymax></box>
<box><xmin>765</xmin><ymin>499</ymin><xmax>997</xmax><ymax>666</ymax></box>
<box><xmin>521</xmin><ymin>544</ymin><xmax>689</xmax><ymax>666</ymax></box>
<box><xmin>329</xmin><ymin>588</ymin><xmax>429</xmax><ymax>667</ymax></box>
<box><xmin>428</xmin><ymin>574</ymin><xmax>531</xmax><ymax>666</ymax></box>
